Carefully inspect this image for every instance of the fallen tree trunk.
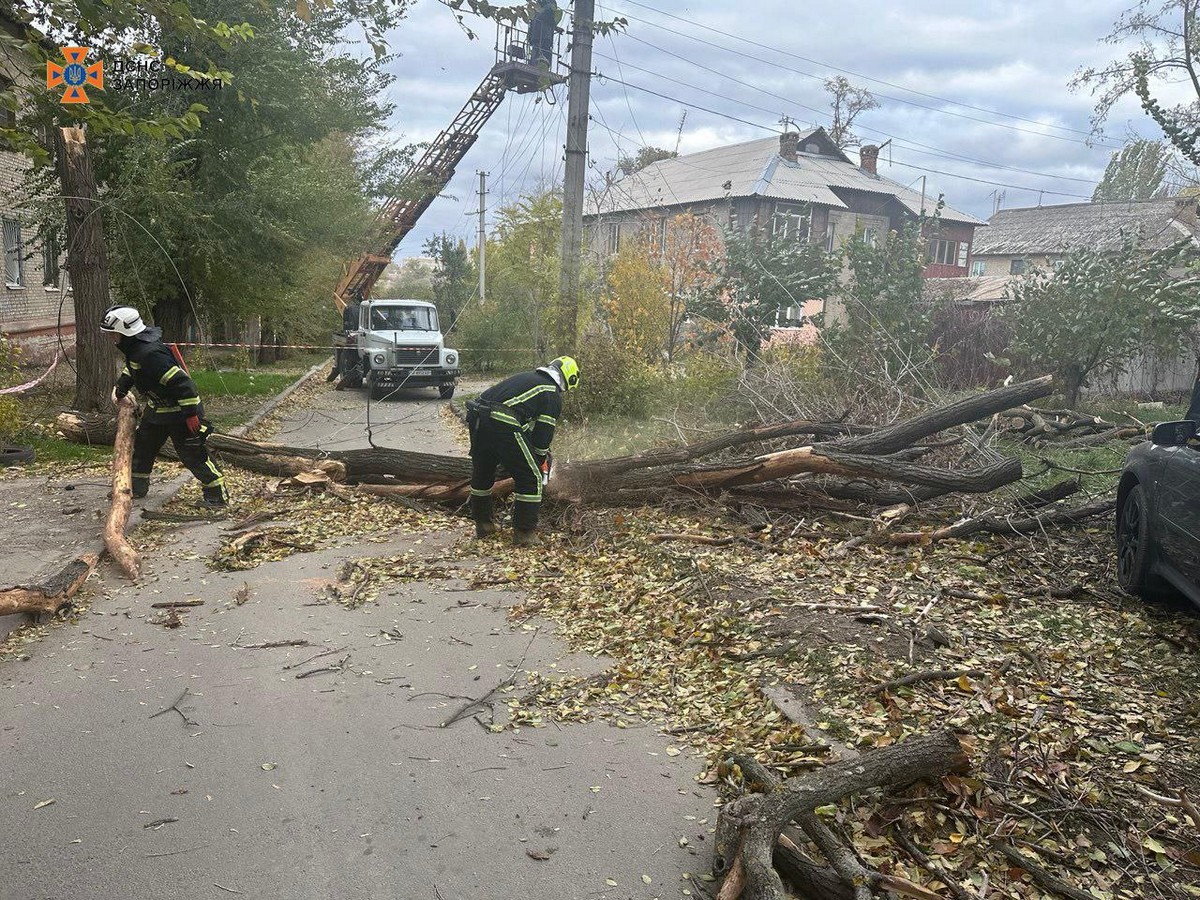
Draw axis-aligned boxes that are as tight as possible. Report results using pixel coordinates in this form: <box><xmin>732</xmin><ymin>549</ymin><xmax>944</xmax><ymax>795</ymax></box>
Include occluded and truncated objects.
<box><xmin>0</xmin><ymin>553</ymin><xmax>99</xmax><ymax>616</ymax></box>
<box><xmin>58</xmin><ymin>377</ymin><xmax>1057</xmax><ymax>514</ymax></box>
<box><xmin>104</xmin><ymin>398</ymin><xmax>140</xmax><ymax>581</ymax></box>
<box><xmin>713</xmin><ymin>731</ymin><xmax>969</xmax><ymax>900</ymax></box>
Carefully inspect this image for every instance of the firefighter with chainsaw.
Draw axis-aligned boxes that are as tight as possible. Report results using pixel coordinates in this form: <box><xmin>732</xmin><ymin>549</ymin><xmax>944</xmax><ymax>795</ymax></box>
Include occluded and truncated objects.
<box><xmin>101</xmin><ymin>306</ymin><xmax>228</xmax><ymax>508</ymax></box>
<box><xmin>466</xmin><ymin>356</ymin><xmax>579</xmax><ymax>546</ymax></box>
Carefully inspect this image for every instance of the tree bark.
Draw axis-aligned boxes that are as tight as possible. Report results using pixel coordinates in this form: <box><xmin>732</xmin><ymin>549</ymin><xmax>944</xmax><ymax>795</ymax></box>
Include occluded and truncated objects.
<box><xmin>104</xmin><ymin>397</ymin><xmax>140</xmax><ymax>581</ymax></box>
<box><xmin>0</xmin><ymin>553</ymin><xmax>98</xmax><ymax>616</ymax></box>
<box><xmin>831</xmin><ymin>376</ymin><xmax>1053</xmax><ymax>455</ymax></box>
<box><xmin>56</xmin><ymin>125</ymin><xmax>118</xmax><ymax>414</ymax></box>
<box><xmin>713</xmin><ymin>731</ymin><xmax>969</xmax><ymax>900</ymax></box>
<box><xmin>887</xmin><ymin>498</ymin><xmax>1115</xmax><ymax>546</ymax></box>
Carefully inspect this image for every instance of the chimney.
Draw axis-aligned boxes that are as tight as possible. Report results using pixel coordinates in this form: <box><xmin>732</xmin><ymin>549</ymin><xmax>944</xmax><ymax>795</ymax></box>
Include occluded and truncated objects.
<box><xmin>859</xmin><ymin>144</ymin><xmax>879</xmax><ymax>177</ymax></box>
<box><xmin>779</xmin><ymin>131</ymin><xmax>799</xmax><ymax>163</ymax></box>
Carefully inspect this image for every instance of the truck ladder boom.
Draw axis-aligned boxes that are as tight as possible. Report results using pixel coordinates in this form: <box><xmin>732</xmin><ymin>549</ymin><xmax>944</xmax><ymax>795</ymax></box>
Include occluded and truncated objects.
<box><xmin>334</xmin><ymin>71</ymin><xmax>509</xmax><ymax>310</ymax></box>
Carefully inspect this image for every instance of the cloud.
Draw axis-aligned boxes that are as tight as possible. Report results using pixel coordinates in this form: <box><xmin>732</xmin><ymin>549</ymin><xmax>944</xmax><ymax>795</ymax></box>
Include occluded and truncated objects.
<box><xmin>380</xmin><ymin>0</ymin><xmax>1172</xmax><ymax>256</ymax></box>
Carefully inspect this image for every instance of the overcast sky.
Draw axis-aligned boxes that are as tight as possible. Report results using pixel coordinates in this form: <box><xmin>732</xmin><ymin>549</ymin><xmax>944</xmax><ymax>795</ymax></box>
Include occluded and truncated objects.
<box><xmin>380</xmin><ymin>0</ymin><xmax>1162</xmax><ymax>255</ymax></box>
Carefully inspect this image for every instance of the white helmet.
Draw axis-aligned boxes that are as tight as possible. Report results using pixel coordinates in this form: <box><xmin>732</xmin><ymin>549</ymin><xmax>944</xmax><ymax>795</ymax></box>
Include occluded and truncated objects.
<box><xmin>100</xmin><ymin>306</ymin><xmax>146</xmax><ymax>337</ymax></box>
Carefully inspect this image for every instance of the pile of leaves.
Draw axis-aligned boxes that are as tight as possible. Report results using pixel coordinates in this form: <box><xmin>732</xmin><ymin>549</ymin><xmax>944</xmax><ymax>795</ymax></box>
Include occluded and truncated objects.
<box><xmin>321</xmin><ymin>554</ymin><xmax>455</xmax><ymax>609</ymax></box>
<box><xmin>188</xmin><ymin>470</ymin><xmax>456</xmax><ymax>572</ymax></box>
<box><xmin>463</xmin><ymin>507</ymin><xmax>1200</xmax><ymax>899</ymax></box>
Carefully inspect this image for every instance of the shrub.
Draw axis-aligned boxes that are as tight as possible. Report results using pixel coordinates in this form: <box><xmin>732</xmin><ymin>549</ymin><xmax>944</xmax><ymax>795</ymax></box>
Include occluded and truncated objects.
<box><xmin>0</xmin><ymin>337</ymin><xmax>25</xmax><ymax>441</ymax></box>
<box><xmin>567</xmin><ymin>336</ymin><xmax>661</xmax><ymax>421</ymax></box>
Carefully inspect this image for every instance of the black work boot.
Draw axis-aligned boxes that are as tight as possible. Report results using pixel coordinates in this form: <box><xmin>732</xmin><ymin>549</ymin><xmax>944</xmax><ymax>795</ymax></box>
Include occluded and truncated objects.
<box><xmin>132</xmin><ymin>476</ymin><xmax>150</xmax><ymax>500</ymax></box>
<box><xmin>470</xmin><ymin>494</ymin><xmax>497</xmax><ymax>538</ymax></box>
<box><xmin>199</xmin><ymin>484</ymin><xmax>228</xmax><ymax>509</ymax></box>
<box><xmin>512</xmin><ymin>501</ymin><xmax>540</xmax><ymax>547</ymax></box>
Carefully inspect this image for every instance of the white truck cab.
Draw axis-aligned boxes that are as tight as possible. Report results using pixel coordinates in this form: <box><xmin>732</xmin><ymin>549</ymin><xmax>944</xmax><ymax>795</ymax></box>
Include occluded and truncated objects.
<box><xmin>333</xmin><ymin>299</ymin><xmax>461</xmax><ymax>400</ymax></box>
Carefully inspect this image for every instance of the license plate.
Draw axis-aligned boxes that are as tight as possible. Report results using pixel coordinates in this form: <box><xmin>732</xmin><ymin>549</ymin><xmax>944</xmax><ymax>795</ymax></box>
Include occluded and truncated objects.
<box><xmin>410</xmin><ymin>369</ymin><xmax>431</xmax><ymax>377</ymax></box>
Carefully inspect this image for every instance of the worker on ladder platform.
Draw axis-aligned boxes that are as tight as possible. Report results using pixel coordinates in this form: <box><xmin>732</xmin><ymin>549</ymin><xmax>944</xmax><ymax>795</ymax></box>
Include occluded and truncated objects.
<box><xmin>102</xmin><ymin>306</ymin><xmax>228</xmax><ymax>508</ymax></box>
<box><xmin>466</xmin><ymin>356</ymin><xmax>579</xmax><ymax>546</ymax></box>
<box><xmin>527</xmin><ymin>0</ymin><xmax>560</xmax><ymax>67</ymax></box>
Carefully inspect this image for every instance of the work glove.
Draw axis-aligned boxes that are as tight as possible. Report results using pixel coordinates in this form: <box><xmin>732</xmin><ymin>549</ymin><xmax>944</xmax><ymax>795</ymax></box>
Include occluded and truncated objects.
<box><xmin>540</xmin><ymin>453</ymin><xmax>552</xmax><ymax>485</ymax></box>
<box><xmin>185</xmin><ymin>414</ymin><xmax>201</xmax><ymax>436</ymax></box>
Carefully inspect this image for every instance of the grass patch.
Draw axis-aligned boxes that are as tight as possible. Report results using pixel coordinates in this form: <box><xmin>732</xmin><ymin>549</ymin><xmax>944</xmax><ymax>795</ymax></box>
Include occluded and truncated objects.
<box><xmin>18</xmin><ymin>434</ymin><xmax>110</xmax><ymax>466</ymax></box>
<box><xmin>191</xmin><ymin>370</ymin><xmax>296</xmax><ymax>400</ymax></box>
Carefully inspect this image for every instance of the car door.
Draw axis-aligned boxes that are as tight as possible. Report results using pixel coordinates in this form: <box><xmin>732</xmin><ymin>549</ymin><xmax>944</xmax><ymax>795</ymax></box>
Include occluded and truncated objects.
<box><xmin>1157</xmin><ymin>443</ymin><xmax>1200</xmax><ymax>583</ymax></box>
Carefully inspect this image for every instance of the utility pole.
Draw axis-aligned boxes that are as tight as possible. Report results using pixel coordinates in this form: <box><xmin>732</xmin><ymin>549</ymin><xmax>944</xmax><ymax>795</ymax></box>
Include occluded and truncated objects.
<box><xmin>477</xmin><ymin>170</ymin><xmax>487</xmax><ymax>306</ymax></box>
<box><xmin>557</xmin><ymin>0</ymin><xmax>595</xmax><ymax>354</ymax></box>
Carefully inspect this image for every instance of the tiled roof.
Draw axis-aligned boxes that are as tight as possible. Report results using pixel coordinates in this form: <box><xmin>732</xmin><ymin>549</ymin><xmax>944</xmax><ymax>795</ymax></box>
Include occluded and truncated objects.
<box><xmin>587</xmin><ymin>133</ymin><xmax>985</xmax><ymax>226</ymax></box>
<box><xmin>973</xmin><ymin>199</ymin><xmax>1200</xmax><ymax>255</ymax></box>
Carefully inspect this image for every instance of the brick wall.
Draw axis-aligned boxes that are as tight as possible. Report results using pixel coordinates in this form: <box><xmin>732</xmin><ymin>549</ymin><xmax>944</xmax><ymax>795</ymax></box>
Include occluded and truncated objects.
<box><xmin>0</xmin><ymin>39</ymin><xmax>77</xmax><ymax>363</ymax></box>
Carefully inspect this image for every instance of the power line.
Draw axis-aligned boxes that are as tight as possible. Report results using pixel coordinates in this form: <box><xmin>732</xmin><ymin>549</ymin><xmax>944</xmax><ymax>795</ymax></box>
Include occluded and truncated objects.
<box><xmin>593</xmin><ymin>73</ymin><xmax>1096</xmax><ymax>201</ymax></box>
<box><xmin>605</xmin><ymin>33</ymin><xmax>1102</xmax><ymax>187</ymax></box>
<box><xmin>613</xmin><ymin>0</ymin><xmax>1121</xmax><ymax>149</ymax></box>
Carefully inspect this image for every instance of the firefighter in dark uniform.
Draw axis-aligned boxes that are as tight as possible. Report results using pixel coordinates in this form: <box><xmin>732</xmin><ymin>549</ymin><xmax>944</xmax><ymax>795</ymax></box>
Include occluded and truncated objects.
<box><xmin>101</xmin><ymin>306</ymin><xmax>228</xmax><ymax>507</ymax></box>
<box><xmin>466</xmin><ymin>356</ymin><xmax>579</xmax><ymax>546</ymax></box>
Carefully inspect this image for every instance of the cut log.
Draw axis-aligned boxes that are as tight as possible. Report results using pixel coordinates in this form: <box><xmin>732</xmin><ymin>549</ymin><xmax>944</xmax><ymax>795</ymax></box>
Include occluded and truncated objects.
<box><xmin>56</xmin><ymin>411</ymin><xmax>117</xmax><ymax>445</ymax></box>
<box><xmin>0</xmin><ymin>553</ymin><xmax>99</xmax><ymax>616</ymax></box>
<box><xmin>713</xmin><ymin>731</ymin><xmax>968</xmax><ymax>900</ymax></box>
<box><xmin>104</xmin><ymin>397</ymin><xmax>141</xmax><ymax>581</ymax></box>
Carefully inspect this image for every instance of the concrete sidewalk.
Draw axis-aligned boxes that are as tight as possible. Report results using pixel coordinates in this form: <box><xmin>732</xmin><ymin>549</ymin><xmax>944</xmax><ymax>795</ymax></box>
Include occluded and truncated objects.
<box><xmin>2</xmin><ymin>379</ymin><xmax>721</xmax><ymax>900</ymax></box>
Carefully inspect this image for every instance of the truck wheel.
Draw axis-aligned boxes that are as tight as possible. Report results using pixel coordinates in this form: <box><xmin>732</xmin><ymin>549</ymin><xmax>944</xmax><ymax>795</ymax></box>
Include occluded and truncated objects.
<box><xmin>370</xmin><ymin>381</ymin><xmax>391</xmax><ymax>402</ymax></box>
<box><xmin>438</xmin><ymin>384</ymin><xmax>456</xmax><ymax>400</ymax></box>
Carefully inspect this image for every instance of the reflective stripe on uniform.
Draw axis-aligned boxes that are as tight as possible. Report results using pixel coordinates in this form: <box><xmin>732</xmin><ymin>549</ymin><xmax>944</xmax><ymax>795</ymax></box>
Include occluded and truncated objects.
<box><xmin>160</xmin><ymin>365</ymin><xmax>182</xmax><ymax>385</ymax></box>
<box><xmin>128</xmin><ymin>361</ymin><xmax>141</xmax><ymax>370</ymax></box>
<box><xmin>514</xmin><ymin>432</ymin><xmax>542</xmax><ymax>502</ymax></box>
<box><xmin>503</xmin><ymin>384</ymin><xmax>556</xmax><ymax>407</ymax></box>
<box><xmin>178</xmin><ymin>396</ymin><xmax>201</xmax><ymax>406</ymax></box>
<box><xmin>470</xmin><ymin>487</ymin><xmax>493</xmax><ymax>498</ymax></box>
<box><xmin>535</xmin><ymin>415</ymin><xmax>556</xmax><ymax>426</ymax></box>
<box><xmin>148</xmin><ymin>404</ymin><xmax>181</xmax><ymax>413</ymax></box>
<box><xmin>489</xmin><ymin>410</ymin><xmax>524</xmax><ymax>428</ymax></box>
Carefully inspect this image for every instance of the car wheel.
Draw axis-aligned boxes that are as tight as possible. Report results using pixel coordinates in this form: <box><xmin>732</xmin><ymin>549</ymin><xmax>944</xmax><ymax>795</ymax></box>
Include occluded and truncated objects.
<box><xmin>438</xmin><ymin>384</ymin><xmax>455</xmax><ymax>400</ymax></box>
<box><xmin>1117</xmin><ymin>484</ymin><xmax>1154</xmax><ymax>597</ymax></box>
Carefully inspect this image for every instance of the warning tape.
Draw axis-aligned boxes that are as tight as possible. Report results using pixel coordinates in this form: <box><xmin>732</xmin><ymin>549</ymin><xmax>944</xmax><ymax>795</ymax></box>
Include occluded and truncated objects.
<box><xmin>173</xmin><ymin>342</ymin><xmax>537</xmax><ymax>352</ymax></box>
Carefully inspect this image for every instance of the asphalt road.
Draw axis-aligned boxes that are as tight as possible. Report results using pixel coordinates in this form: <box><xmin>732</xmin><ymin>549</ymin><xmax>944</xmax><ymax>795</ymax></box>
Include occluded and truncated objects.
<box><xmin>2</xmin><ymin>380</ymin><xmax>719</xmax><ymax>900</ymax></box>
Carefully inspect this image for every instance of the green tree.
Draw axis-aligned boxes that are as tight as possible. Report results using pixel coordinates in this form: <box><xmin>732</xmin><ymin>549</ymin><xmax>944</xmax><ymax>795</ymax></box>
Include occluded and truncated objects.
<box><xmin>1002</xmin><ymin>237</ymin><xmax>1200</xmax><ymax>406</ymax></box>
<box><xmin>424</xmin><ymin>233</ymin><xmax>477</xmax><ymax>329</ymax></box>
<box><xmin>828</xmin><ymin>222</ymin><xmax>934</xmax><ymax>384</ymax></box>
<box><xmin>1072</xmin><ymin>1</ymin><xmax>1200</xmax><ymax>167</ymax></box>
<box><xmin>452</xmin><ymin>189</ymin><xmax>561</xmax><ymax>369</ymax></box>
<box><xmin>699</xmin><ymin>222</ymin><xmax>841</xmax><ymax>362</ymax></box>
<box><xmin>616</xmin><ymin>146</ymin><xmax>677</xmax><ymax>175</ymax></box>
<box><xmin>1093</xmin><ymin>139</ymin><xmax>1171</xmax><ymax>201</ymax></box>
<box><xmin>824</xmin><ymin>76</ymin><xmax>879</xmax><ymax>150</ymax></box>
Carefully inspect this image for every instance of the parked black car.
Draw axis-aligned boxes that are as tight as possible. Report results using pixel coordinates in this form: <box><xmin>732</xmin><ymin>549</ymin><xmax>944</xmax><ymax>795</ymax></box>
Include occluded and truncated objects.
<box><xmin>1117</xmin><ymin>420</ymin><xmax>1200</xmax><ymax>604</ymax></box>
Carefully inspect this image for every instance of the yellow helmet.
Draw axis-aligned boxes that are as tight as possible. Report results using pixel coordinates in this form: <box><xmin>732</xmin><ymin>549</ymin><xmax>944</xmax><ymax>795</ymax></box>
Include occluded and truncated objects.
<box><xmin>552</xmin><ymin>356</ymin><xmax>580</xmax><ymax>391</ymax></box>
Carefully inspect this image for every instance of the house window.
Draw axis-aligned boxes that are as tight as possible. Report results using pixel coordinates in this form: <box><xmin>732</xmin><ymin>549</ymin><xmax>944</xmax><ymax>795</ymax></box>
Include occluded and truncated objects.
<box><xmin>3</xmin><ymin>217</ymin><xmax>22</xmax><ymax>286</ymax></box>
<box><xmin>43</xmin><ymin>229</ymin><xmax>60</xmax><ymax>289</ymax></box>
<box><xmin>927</xmin><ymin>238</ymin><xmax>958</xmax><ymax>266</ymax></box>
<box><xmin>970</xmin><ymin>260</ymin><xmax>986</xmax><ymax>277</ymax></box>
<box><xmin>1010</xmin><ymin>258</ymin><xmax>1027</xmax><ymax>275</ymax></box>
<box><xmin>772</xmin><ymin>202</ymin><xmax>810</xmax><ymax>242</ymax></box>
<box><xmin>862</xmin><ymin>227</ymin><xmax>879</xmax><ymax>248</ymax></box>
<box><xmin>605</xmin><ymin>222</ymin><xmax>620</xmax><ymax>255</ymax></box>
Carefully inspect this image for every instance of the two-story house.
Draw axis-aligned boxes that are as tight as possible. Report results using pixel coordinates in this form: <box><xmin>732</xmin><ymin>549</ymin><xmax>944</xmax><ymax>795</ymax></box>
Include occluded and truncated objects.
<box><xmin>1</xmin><ymin>8</ymin><xmax>74</xmax><ymax>362</ymax></box>
<box><xmin>584</xmin><ymin>127</ymin><xmax>986</xmax><ymax>313</ymax></box>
